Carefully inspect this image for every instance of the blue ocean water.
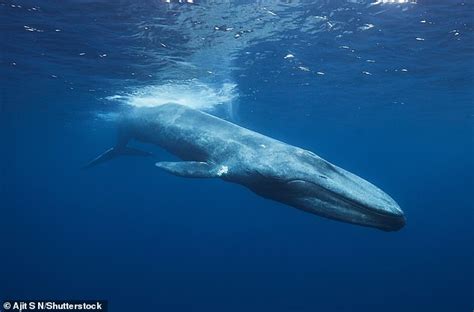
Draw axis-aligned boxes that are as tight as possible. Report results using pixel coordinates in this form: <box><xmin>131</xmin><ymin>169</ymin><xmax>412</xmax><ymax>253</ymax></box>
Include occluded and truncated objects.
<box><xmin>1</xmin><ymin>0</ymin><xmax>473</xmax><ymax>311</ymax></box>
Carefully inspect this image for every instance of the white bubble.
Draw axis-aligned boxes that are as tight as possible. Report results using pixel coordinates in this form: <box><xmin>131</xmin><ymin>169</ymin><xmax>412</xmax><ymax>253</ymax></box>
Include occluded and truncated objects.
<box><xmin>107</xmin><ymin>80</ymin><xmax>237</xmax><ymax>112</ymax></box>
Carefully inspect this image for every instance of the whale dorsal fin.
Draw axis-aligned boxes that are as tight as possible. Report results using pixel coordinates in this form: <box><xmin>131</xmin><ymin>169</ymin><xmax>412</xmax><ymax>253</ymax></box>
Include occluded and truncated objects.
<box><xmin>156</xmin><ymin>161</ymin><xmax>225</xmax><ymax>178</ymax></box>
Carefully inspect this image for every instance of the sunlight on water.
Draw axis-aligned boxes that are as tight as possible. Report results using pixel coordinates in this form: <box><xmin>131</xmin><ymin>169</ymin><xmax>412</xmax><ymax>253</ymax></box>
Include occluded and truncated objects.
<box><xmin>106</xmin><ymin>80</ymin><xmax>237</xmax><ymax>112</ymax></box>
<box><xmin>375</xmin><ymin>0</ymin><xmax>416</xmax><ymax>3</ymax></box>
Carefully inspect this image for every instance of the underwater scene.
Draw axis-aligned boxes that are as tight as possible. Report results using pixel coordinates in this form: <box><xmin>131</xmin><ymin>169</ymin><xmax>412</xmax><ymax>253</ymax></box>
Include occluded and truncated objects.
<box><xmin>1</xmin><ymin>0</ymin><xmax>473</xmax><ymax>311</ymax></box>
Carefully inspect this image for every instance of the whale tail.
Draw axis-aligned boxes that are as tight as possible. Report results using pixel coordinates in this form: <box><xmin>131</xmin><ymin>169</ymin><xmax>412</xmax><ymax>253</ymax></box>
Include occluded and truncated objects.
<box><xmin>83</xmin><ymin>146</ymin><xmax>152</xmax><ymax>169</ymax></box>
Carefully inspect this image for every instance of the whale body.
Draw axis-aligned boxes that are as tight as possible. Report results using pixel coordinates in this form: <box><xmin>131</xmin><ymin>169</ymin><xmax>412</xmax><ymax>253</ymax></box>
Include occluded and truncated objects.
<box><xmin>87</xmin><ymin>103</ymin><xmax>405</xmax><ymax>231</ymax></box>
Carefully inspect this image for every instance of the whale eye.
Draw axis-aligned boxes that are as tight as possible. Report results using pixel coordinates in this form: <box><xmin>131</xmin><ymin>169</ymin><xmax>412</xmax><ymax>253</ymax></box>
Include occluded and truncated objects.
<box><xmin>319</xmin><ymin>175</ymin><xmax>328</xmax><ymax>179</ymax></box>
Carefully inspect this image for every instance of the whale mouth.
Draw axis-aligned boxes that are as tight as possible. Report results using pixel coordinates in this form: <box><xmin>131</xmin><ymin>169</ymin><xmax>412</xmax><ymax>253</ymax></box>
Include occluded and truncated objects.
<box><xmin>329</xmin><ymin>190</ymin><xmax>406</xmax><ymax>231</ymax></box>
<box><xmin>286</xmin><ymin>179</ymin><xmax>406</xmax><ymax>231</ymax></box>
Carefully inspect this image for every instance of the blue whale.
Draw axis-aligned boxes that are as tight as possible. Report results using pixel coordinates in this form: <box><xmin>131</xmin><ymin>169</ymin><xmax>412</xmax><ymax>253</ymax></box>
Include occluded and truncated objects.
<box><xmin>87</xmin><ymin>103</ymin><xmax>406</xmax><ymax>231</ymax></box>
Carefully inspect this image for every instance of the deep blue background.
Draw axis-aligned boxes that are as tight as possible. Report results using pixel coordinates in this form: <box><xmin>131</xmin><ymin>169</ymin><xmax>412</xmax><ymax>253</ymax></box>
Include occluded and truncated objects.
<box><xmin>1</xmin><ymin>0</ymin><xmax>473</xmax><ymax>311</ymax></box>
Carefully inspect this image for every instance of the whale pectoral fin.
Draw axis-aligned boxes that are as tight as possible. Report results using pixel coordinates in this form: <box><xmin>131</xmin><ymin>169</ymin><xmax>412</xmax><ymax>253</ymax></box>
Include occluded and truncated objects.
<box><xmin>155</xmin><ymin>161</ymin><xmax>219</xmax><ymax>178</ymax></box>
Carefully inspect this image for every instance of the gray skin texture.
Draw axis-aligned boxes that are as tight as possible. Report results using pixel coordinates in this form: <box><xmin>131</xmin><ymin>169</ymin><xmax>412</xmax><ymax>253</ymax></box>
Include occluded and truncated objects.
<box><xmin>99</xmin><ymin>103</ymin><xmax>405</xmax><ymax>231</ymax></box>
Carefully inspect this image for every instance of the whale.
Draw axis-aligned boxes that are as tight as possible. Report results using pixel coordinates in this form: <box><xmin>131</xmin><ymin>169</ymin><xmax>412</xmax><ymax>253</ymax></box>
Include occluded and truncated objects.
<box><xmin>87</xmin><ymin>103</ymin><xmax>406</xmax><ymax>231</ymax></box>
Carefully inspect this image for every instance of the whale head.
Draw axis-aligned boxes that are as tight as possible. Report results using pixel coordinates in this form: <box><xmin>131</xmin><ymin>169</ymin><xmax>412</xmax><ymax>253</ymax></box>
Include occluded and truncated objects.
<box><xmin>249</xmin><ymin>149</ymin><xmax>405</xmax><ymax>231</ymax></box>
